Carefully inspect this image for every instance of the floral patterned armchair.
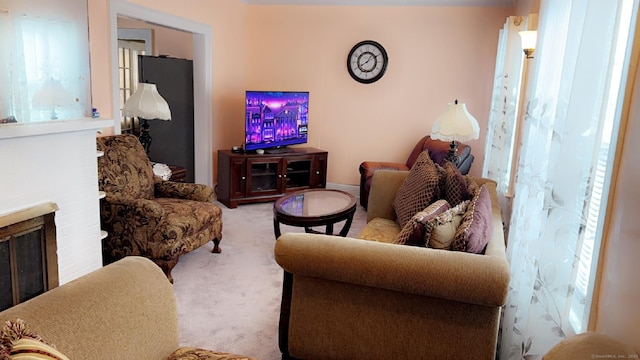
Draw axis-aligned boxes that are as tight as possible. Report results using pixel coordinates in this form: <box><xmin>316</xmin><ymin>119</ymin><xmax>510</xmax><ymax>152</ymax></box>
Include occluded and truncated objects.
<box><xmin>96</xmin><ymin>134</ymin><xmax>222</xmax><ymax>282</ymax></box>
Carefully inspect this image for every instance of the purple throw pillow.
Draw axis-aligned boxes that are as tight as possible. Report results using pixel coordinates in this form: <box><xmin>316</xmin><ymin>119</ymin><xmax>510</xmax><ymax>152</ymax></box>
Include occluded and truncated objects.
<box><xmin>451</xmin><ymin>184</ymin><xmax>493</xmax><ymax>254</ymax></box>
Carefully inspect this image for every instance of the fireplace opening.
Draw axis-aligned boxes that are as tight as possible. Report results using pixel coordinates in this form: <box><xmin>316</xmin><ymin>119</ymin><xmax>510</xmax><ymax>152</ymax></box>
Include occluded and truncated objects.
<box><xmin>0</xmin><ymin>203</ymin><xmax>59</xmax><ymax>312</ymax></box>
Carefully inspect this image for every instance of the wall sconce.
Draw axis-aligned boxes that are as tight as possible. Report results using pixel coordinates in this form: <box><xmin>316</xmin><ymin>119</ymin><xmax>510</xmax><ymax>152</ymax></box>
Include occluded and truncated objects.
<box><xmin>519</xmin><ymin>30</ymin><xmax>538</xmax><ymax>59</ymax></box>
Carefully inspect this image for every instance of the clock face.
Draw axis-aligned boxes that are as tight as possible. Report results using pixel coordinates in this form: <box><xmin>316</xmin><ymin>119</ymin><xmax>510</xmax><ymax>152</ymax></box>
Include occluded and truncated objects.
<box><xmin>347</xmin><ymin>40</ymin><xmax>388</xmax><ymax>84</ymax></box>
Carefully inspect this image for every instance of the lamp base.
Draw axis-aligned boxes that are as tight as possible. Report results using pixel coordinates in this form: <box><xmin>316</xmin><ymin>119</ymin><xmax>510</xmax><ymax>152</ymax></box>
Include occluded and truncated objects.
<box><xmin>445</xmin><ymin>140</ymin><xmax>460</xmax><ymax>166</ymax></box>
<box><xmin>138</xmin><ymin>119</ymin><xmax>152</xmax><ymax>154</ymax></box>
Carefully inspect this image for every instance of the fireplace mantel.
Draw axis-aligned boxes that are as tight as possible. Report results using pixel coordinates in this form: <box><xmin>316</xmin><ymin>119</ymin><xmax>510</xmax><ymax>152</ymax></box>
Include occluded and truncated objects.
<box><xmin>0</xmin><ymin>118</ymin><xmax>113</xmax><ymax>139</ymax></box>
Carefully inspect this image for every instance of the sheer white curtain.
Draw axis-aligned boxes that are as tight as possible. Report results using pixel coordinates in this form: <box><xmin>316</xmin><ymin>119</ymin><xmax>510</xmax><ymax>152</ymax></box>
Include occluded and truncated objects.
<box><xmin>499</xmin><ymin>0</ymin><xmax>635</xmax><ymax>358</ymax></box>
<box><xmin>482</xmin><ymin>16</ymin><xmax>527</xmax><ymax>234</ymax></box>
<box><xmin>0</xmin><ymin>10</ymin><xmax>89</xmax><ymax>123</ymax></box>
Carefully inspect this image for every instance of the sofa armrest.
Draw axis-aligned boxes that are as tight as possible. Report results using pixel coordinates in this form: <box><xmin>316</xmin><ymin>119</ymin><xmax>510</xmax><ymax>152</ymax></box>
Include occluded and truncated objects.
<box><xmin>366</xmin><ymin>170</ymin><xmax>408</xmax><ymax>222</ymax></box>
<box><xmin>274</xmin><ymin>233</ymin><xmax>510</xmax><ymax>307</ymax></box>
<box><xmin>0</xmin><ymin>257</ymin><xmax>179</xmax><ymax>359</ymax></box>
<box><xmin>154</xmin><ymin>180</ymin><xmax>215</xmax><ymax>202</ymax></box>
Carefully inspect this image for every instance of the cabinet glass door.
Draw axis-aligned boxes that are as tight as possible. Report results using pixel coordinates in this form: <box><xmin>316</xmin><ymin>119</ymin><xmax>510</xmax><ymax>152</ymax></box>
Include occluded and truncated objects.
<box><xmin>247</xmin><ymin>158</ymin><xmax>281</xmax><ymax>196</ymax></box>
<box><xmin>284</xmin><ymin>157</ymin><xmax>313</xmax><ymax>191</ymax></box>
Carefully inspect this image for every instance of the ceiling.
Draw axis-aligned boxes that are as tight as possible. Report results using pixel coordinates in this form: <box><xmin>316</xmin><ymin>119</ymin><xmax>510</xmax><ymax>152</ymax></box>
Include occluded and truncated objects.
<box><xmin>242</xmin><ymin>0</ymin><xmax>514</xmax><ymax>6</ymax></box>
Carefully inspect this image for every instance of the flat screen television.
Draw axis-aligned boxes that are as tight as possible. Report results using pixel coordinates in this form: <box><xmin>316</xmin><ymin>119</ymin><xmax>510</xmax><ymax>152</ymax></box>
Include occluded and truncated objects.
<box><xmin>245</xmin><ymin>91</ymin><xmax>309</xmax><ymax>152</ymax></box>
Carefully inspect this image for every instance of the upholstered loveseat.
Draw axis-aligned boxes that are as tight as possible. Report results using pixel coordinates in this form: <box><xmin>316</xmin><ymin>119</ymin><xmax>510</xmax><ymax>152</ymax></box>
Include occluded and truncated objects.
<box><xmin>97</xmin><ymin>134</ymin><xmax>223</xmax><ymax>282</ymax></box>
<box><xmin>0</xmin><ymin>257</ymin><xmax>254</xmax><ymax>359</ymax></box>
<box><xmin>275</xmin><ymin>165</ymin><xmax>510</xmax><ymax>359</ymax></box>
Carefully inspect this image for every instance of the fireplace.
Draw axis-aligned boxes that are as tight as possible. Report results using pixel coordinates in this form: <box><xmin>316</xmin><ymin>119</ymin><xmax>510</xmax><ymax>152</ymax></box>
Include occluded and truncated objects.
<box><xmin>0</xmin><ymin>203</ymin><xmax>59</xmax><ymax>312</ymax></box>
<box><xmin>0</xmin><ymin>119</ymin><xmax>111</xmax><ymax>295</ymax></box>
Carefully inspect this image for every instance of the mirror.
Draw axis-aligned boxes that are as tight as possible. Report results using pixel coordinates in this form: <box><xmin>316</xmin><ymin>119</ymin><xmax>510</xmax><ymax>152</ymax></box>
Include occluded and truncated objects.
<box><xmin>0</xmin><ymin>0</ymin><xmax>91</xmax><ymax>124</ymax></box>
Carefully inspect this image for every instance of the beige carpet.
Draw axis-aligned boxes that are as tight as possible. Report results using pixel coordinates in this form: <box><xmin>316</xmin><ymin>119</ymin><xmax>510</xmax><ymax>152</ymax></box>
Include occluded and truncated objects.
<box><xmin>171</xmin><ymin>199</ymin><xmax>368</xmax><ymax>360</ymax></box>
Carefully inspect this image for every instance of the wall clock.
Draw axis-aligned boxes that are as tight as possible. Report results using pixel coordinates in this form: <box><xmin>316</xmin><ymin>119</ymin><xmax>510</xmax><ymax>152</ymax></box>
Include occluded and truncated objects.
<box><xmin>347</xmin><ymin>40</ymin><xmax>388</xmax><ymax>84</ymax></box>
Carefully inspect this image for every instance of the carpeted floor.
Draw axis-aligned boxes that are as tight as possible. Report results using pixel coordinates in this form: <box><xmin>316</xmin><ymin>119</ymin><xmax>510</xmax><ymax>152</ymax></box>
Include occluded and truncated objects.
<box><xmin>171</xmin><ymin>198</ymin><xmax>367</xmax><ymax>360</ymax></box>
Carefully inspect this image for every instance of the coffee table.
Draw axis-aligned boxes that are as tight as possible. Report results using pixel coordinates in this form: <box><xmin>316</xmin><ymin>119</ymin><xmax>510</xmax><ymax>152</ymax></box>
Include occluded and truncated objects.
<box><xmin>273</xmin><ymin>189</ymin><xmax>357</xmax><ymax>239</ymax></box>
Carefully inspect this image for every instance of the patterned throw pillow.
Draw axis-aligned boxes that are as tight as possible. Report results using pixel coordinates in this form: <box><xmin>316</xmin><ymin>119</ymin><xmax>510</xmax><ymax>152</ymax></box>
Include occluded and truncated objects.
<box><xmin>425</xmin><ymin>200</ymin><xmax>470</xmax><ymax>250</ymax></box>
<box><xmin>451</xmin><ymin>184</ymin><xmax>493</xmax><ymax>253</ymax></box>
<box><xmin>165</xmin><ymin>346</ymin><xmax>256</xmax><ymax>360</ymax></box>
<box><xmin>392</xmin><ymin>151</ymin><xmax>443</xmax><ymax>228</ymax></box>
<box><xmin>465</xmin><ymin>176</ymin><xmax>480</xmax><ymax>197</ymax></box>
<box><xmin>0</xmin><ymin>319</ymin><xmax>69</xmax><ymax>360</ymax></box>
<box><xmin>439</xmin><ymin>161</ymin><xmax>472</xmax><ymax>206</ymax></box>
<box><xmin>394</xmin><ymin>200</ymin><xmax>451</xmax><ymax>246</ymax></box>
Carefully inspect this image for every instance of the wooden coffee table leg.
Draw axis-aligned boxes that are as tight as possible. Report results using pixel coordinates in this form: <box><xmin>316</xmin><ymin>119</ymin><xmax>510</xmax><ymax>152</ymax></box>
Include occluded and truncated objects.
<box><xmin>274</xmin><ymin>218</ymin><xmax>282</xmax><ymax>239</ymax></box>
<box><xmin>338</xmin><ymin>211</ymin><xmax>355</xmax><ymax>237</ymax></box>
<box><xmin>325</xmin><ymin>223</ymin><xmax>334</xmax><ymax>235</ymax></box>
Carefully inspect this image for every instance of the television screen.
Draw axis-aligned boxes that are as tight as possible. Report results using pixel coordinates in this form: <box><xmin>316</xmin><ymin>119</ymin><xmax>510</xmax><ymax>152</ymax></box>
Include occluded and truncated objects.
<box><xmin>245</xmin><ymin>91</ymin><xmax>309</xmax><ymax>151</ymax></box>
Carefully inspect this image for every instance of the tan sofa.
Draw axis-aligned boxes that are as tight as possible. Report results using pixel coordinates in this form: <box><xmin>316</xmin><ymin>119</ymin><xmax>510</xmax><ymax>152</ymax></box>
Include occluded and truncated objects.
<box><xmin>274</xmin><ymin>170</ymin><xmax>511</xmax><ymax>360</ymax></box>
<box><xmin>0</xmin><ymin>256</ymin><xmax>253</xmax><ymax>360</ymax></box>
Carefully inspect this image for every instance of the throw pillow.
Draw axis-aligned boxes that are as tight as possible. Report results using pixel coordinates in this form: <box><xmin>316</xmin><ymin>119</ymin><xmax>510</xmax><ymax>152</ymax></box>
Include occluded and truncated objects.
<box><xmin>392</xmin><ymin>151</ymin><xmax>443</xmax><ymax>228</ymax></box>
<box><xmin>451</xmin><ymin>184</ymin><xmax>493</xmax><ymax>253</ymax></box>
<box><xmin>394</xmin><ymin>200</ymin><xmax>451</xmax><ymax>246</ymax></box>
<box><xmin>165</xmin><ymin>346</ymin><xmax>255</xmax><ymax>360</ymax></box>
<box><xmin>0</xmin><ymin>319</ymin><xmax>69</xmax><ymax>360</ymax></box>
<box><xmin>425</xmin><ymin>200</ymin><xmax>469</xmax><ymax>250</ymax></box>
<box><xmin>439</xmin><ymin>161</ymin><xmax>471</xmax><ymax>206</ymax></box>
<box><xmin>466</xmin><ymin>176</ymin><xmax>480</xmax><ymax>197</ymax></box>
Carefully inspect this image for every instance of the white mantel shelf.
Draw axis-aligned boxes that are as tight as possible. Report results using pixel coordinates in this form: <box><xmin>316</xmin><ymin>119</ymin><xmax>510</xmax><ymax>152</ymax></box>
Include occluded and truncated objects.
<box><xmin>0</xmin><ymin>118</ymin><xmax>113</xmax><ymax>139</ymax></box>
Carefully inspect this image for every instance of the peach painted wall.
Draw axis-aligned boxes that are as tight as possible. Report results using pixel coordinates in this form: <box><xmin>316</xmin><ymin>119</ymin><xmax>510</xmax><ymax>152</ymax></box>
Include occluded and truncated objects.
<box><xmin>88</xmin><ymin>0</ymin><xmax>247</xmax><ymax>157</ymax></box>
<box><xmin>246</xmin><ymin>5</ymin><xmax>510</xmax><ymax>185</ymax></box>
<box><xmin>117</xmin><ymin>17</ymin><xmax>193</xmax><ymax>60</ymax></box>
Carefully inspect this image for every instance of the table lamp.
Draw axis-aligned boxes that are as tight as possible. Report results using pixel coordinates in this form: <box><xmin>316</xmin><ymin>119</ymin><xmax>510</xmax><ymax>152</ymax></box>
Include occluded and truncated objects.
<box><xmin>122</xmin><ymin>83</ymin><xmax>171</xmax><ymax>154</ymax></box>
<box><xmin>32</xmin><ymin>79</ymin><xmax>74</xmax><ymax>120</ymax></box>
<box><xmin>430</xmin><ymin>99</ymin><xmax>480</xmax><ymax>165</ymax></box>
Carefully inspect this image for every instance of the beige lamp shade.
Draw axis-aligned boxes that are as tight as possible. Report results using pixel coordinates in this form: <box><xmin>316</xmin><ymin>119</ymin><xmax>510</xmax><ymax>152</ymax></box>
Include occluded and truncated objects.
<box><xmin>431</xmin><ymin>100</ymin><xmax>480</xmax><ymax>143</ymax></box>
<box><xmin>122</xmin><ymin>83</ymin><xmax>171</xmax><ymax>120</ymax></box>
<box><xmin>519</xmin><ymin>30</ymin><xmax>538</xmax><ymax>50</ymax></box>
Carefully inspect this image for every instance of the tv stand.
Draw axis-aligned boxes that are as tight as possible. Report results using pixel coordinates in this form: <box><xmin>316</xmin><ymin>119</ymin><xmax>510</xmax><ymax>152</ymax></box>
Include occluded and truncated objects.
<box><xmin>217</xmin><ymin>147</ymin><xmax>328</xmax><ymax>208</ymax></box>
<box><xmin>265</xmin><ymin>147</ymin><xmax>293</xmax><ymax>154</ymax></box>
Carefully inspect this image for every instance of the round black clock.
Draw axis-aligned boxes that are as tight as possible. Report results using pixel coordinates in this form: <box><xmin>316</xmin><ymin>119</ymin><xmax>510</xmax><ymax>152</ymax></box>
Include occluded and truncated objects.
<box><xmin>347</xmin><ymin>40</ymin><xmax>388</xmax><ymax>84</ymax></box>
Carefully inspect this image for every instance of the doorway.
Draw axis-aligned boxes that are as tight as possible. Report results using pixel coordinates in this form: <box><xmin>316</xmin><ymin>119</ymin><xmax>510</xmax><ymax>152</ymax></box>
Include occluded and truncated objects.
<box><xmin>109</xmin><ymin>0</ymin><xmax>213</xmax><ymax>186</ymax></box>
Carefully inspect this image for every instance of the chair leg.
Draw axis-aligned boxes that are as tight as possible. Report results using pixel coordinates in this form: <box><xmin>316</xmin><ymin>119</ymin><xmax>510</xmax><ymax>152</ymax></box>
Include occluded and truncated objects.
<box><xmin>153</xmin><ymin>258</ymin><xmax>178</xmax><ymax>284</ymax></box>
<box><xmin>212</xmin><ymin>237</ymin><xmax>222</xmax><ymax>254</ymax></box>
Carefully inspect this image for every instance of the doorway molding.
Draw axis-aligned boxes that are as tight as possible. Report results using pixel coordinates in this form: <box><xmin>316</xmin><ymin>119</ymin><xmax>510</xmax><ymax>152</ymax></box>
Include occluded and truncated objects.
<box><xmin>109</xmin><ymin>0</ymin><xmax>213</xmax><ymax>186</ymax></box>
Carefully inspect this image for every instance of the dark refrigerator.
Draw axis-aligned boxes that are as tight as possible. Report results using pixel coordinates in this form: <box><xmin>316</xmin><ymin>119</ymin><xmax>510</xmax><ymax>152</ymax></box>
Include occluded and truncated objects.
<box><xmin>138</xmin><ymin>55</ymin><xmax>195</xmax><ymax>182</ymax></box>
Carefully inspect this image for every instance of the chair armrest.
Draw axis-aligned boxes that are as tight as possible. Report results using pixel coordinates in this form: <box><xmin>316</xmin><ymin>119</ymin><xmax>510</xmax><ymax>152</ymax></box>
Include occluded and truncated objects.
<box><xmin>366</xmin><ymin>170</ymin><xmax>408</xmax><ymax>222</ymax></box>
<box><xmin>274</xmin><ymin>233</ymin><xmax>510</xmax><ymax>307</ymax></box>
<box><xmin>154</xmin><ymin>180</ymin><xmax>215</xmax><ymax>202</ymax></box>
<box><xmin>359</xmin><ymin>161</ymin><xmax>409</xmax><ymax>178</ymax></box>
<box><xmin>102</xmin><ymin>194</ymin><xmax>165</xmax><ymax>229</ymax></box>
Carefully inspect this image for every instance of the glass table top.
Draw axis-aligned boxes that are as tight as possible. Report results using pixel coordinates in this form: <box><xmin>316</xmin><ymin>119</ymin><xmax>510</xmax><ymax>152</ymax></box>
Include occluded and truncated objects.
<box><xmin>277</xmin><ymin>189</ymin><xmax>356</xmax><ymax>218</ymax></box>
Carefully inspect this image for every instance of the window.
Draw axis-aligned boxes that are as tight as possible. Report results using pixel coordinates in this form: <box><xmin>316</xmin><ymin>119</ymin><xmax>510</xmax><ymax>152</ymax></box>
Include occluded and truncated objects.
<box><xmin>569</xmin><ymin>0</ymin><xmax>635</xmax><ymax>332</ymax></box>
<box><xmin>118</xmin><ymin>39</ymin><xmax>146</xmax><ymax>134</ymax></box>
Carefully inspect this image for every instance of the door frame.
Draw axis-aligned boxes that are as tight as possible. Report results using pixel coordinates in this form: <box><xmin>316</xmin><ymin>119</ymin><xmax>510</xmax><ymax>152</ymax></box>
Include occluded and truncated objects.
<box><xmin>109</xmin><ymin>0</ymin><xmax>213</xmax><ymax>186</ymax></box>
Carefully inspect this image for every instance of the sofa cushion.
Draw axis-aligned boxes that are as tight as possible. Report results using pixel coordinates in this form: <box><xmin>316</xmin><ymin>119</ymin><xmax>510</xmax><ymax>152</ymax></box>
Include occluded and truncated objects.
<box><xmin>394</xmin><ymin>200</ymin><xmax>450</xmax><ymax>246</ymax></box>
<box><xmin>440</xmin><ymin>161</ymin><xmax>472</xmax><ymax>206</ymax></box>
<box><xmin>451</xmin><ymin>185</ymin><xmax>493</xmax><ymax>253</ymax></box>
<box><xmin>0</xmin><ymin>318</ymin><xmax>69</xmax><ymax>360</ymax></box>
<box><xmin>392</xmin><ymin>151</ymin><xmax>442</xmax><ymax>228</ymax></box>
<box><xmin>426</xmin><ymin>200</ymin><xmax>469</xmax><ymax>250</ymax></box>
<box><xmin>165</xmin><ymin>347</ymin><xmax>256</xmax><ymax>360</ymax></box>
<box><xmin>357</xmin><ymin>218</ymin><xmax>402</xmax><ymax>243</ymax></box>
